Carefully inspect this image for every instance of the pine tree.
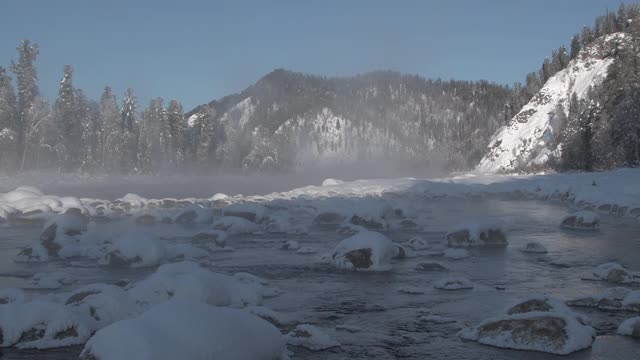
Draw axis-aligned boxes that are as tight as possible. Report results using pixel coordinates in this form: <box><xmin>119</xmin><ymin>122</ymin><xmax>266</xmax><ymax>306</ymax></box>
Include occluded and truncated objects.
<box><xmin>10</xmin><ymin>39</ymin><xmax>40</xmax><ymax>169</ymax></box>
<box><xmin>0</xmin><ymin>67</ymin><xmax>17</xmax><ymax>132</ymax></box>
<box><xmin>98</xmin><ymin>86</ymin><xmax>120</xmax><ymax>172</ymax></box>
<box><xmin>570</xmin><ymin>34</ymin><xmax>581</xmax><ymax>60</ymax></box>
<box><xmin>120</xmin><ymin>88</ymin><xmax>138</xmax><ymax>173</ymax></box>
<box><xmin>121</xmin><ymin>88</ymin><xmax>136</xmax><ymax>132</ymax></box>
<box><xmin>581</xmin><ymin>26</ymin><xmax>595</xmax><ymax>47</ymax></box>
<box><xmin>541</xmin><ymin>57</ymin><xmax>552</xmax><ymax>83</ymax></box>
<box><xmin>0</xmin><ymin>67</ymin><xmax>17</xmax><ymax>168</ymax></box>
<box><xmin>55</xmin><ymin>65</ymin><xmax>82</xmax><ymax>171</ymax></box>
<box><xmin>166</xmin><ymin>99</ymin><xmax>185</xmax><ymax>167</ymax></box>
<box><xmin>558</xmin><ymin>45</ymin><xmax>570</xmax><ymax>69</ymax></box>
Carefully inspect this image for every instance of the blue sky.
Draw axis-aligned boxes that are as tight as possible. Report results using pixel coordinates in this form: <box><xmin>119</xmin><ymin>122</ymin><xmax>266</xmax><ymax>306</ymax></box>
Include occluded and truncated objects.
<box><xmin>0</xmin><ymin>0</ymin><xmax>627</xmax><ymax>110</ymax></box>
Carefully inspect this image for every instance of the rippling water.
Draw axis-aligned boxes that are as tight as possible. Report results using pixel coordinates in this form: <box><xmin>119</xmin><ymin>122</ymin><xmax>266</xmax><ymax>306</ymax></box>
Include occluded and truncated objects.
<box><xmin>1</xmin><ymin>199</ymin><xmax>639</xmax><ymax>359</ymax></box>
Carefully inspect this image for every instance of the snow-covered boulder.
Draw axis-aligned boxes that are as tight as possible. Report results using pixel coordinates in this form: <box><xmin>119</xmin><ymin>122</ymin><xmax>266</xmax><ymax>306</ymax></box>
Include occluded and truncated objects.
<box><xmin>446</xmin><ymin>221</ymin><xmax>507</xmax><ymax>246</ymax></box>
<box><xmin>28</xmin><ymin>272</ymin><xmax>75</xmax><ymax>289</ymax></box>
<box><xmin>264</xmin><ymin>211</ymin><xmax>308</xmax><ymax>234</ymax></box>
<box><xmin>617</xmin><ymin>317</ymin><xmax>640</xmax><ymax>339</ymax></box>
<box><xmin>405</xmin><ymin>236</ymin><xmax>429</xmax><ymax>251</ymax></box>
<box><xmin>213</xmin><ymin>216</ymin><xmax>260</xmax><ymax>234</ymax></box>
<box><xmin>210</xmin><ymin>193</ymin><xmax>230</xmax><ymax>202</ymax></box>
<box><xmin>280</xmin><ymin>240</ymin><xmax>300</xmax><ymax>250</ymax></box>
<box><xmin>521</xmin><ymin>242</ymin><xmax>548</xmax><ymax>253</ymax></box>
<box><xmin>321</xmin><ymin>178</ymin><xmax>344</xmax><ymax>187</ymax></box>
<box><xmin>331</xmin><ymin>231</ymin><xmax>397</xmax><ymax>271</ymax></box>
<box><xmin>561</xmin><ymin>211</ymin><xmax>599</xmax><ymax>230</ymax></box>
<box><xmin>593</xmin><ymin>263</ymin><xmax>637</xmax><ymax>284</ymax></box>
<box><xmin>296</xmin><ymin>246</ymin><xmax>317</xmax><ymax>255</ymax></box>
<box><xmin>223</xmin><ymin>203</ymin><xmax>266</xmax><ymax>223</ymax></box>
<box><xmin>64</xmin><ymin>284</ymin><xmax>139</xmax><ymax>332</ymax></box>
<box><xmin>415</xmin><ymin>262</ymin><xmax>449</xmax><ymax>272</ymax></box>
<box><xmin>173</xmin><ymin>205</ymin><xmax>214</xmax><ymax>225</ymax></box>
<box><xmin>313</xmin><ymin>211</ymin><xmax>345</xmax><ymax>225</ymax></box>
<box><xmin>567</xmin><ymin>287</ymin><xmax>636</xmax><ymax>311</ymax></box>
<box><xmin>622</xmin><ymin>290</ymin><xmax>640</xmax><ymax>312</ymax></box>
<box><xmin>434</xmin><ymin>277</ymin><xmax>473</xmax><ymax>290</ymax></box>
<box><xmin>244</xmin><ymin>306</ymin><xmax>295</xmax><ymax>327</ymax></box>
<box><xmin>286</xmin><ymin>324</ymin><xmax>339</xmax><ymax>350</ymax></box>
<box><xmin>336</xmin><ymin>223</ymin><xmax>366</xmax><ymax>235</ymax></box>
<box><xmin>79</xmin><ymin>301</ymin><xmax>288</xmax><ymax>360</ymax></box>
<box><xmin>128</xmin><ymin>262</ymin><xmax>264</xmax><ymax>308</ymax></box>
<box><xmin>0</xmin><ymin>300</ymin><xmax>91</xmax><ymax>349</ymax></box>
<box><xmin>0</xmin><ymin>288</ymin><xmax>26</xmax><ymax>305</ymax></box>
<box><xmin>461</xmin><ymin>296</ymin><xmax>596</xmax><ymax>355</ymax></box>
<box><xmin>191</xmin><ymin>230</ymin><xmax>227</xmax><ymax>248</ymax></box>
<box><xmin>101</xmin><ymin>231</ymin><xmax>167</xmax><ymax>268</ymax></box>
<box><xmin>39</xmin><ymin>213</ymin><xmax>88</xmax><ymax>256</ymax></box>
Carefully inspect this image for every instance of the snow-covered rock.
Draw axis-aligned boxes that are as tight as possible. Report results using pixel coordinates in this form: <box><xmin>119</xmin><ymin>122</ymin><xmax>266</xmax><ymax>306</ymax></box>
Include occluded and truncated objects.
<box><xmin>434</xmin><ymin>277</ymin><xmax>474</xmax><ymax>290</ymax></box>
<box><xmin>64</xmin><ymin>284</ymin><xmax>139</xmax><ymax>332</ymax></box>
<box><xmin>593</xmin><ymin>262</ymin><xmax>637</xmax><ymax>284</ymax></box>
<box><xmin>280</xmin><ymin>240</ymin><xmax>300</xmax><ymax>250</ymax></box>
<box><xmin>561</xmin><ymin>211</ymin><xmax>599</xmax><ymax>230</ymax></box>
<box><xmin>101</xmin><ymin>231</ymin><xmax>167</xmax><ymax>268</ymax></box>
<box><xmin>128</xmin><ymin>261</ymin><xmax>264</xmax><ymax>308</ymax></box>
<box><xmin>191</xmin><ymin>230</ymin><xmax>227</xmax><ymax>248</ymax></box>
<box><xmin>286</xmin><ymin>324</ymin><xmax>339</xmax><ymax>350</ymax></box>
<box><xmin>213</xmin><ymin>216</ymin><xmax>261</xmax><ymax>234</ymax></box>
<box><xmin>617</xmin><ymin>317</ymin><xmax>640</xmax><ymax>339</ymax></box>
<box><xmin>0</xmin><ymin>300</ymin><xmax>91</xmax><ymax>349</ymax></box>
<box><xmin>244</xmin><ymin>306</ymin><xmax>295</xmax><ymax>326</ymax></box>
<box><xmin>521</xmin><ymin>241</ymin><xmax>548</xmax><ymax>253</ymax></box>
<box><xmin>296</xmin><ymin>246</ymin><xmax>317</xmax><ymax>255</ymax></box>
<box><xmin>567</xmin><ymin>287</ymin><xmax>637</xmax><ymax>311</ymax></box>
<box><xmin>446</xmin><ymin>221</ymin><xmax>507</xmax><ymax>246</ymax></box>
<box><xmin>415</xmin><ymin>262</ymin><xmax>449</xmax><ymax>272</ymax></box>
<box><xmin>80</xmin><ymin>301</ymin><xmax>288</xmax><ymax>360</ymax></box>
<box><xmin>321</xmin><ymin>178</ymin><xmax>344</xmax><ymax>187</ymax></box>
<box><xmin>405</xmin><ymin>236</ymin><xmax>429</xmax><ymax>251</ymax></box>
<box><xmin>461</xmin><ymin>296</ymin><xmax>596</xmax><ymax>355</ymax></box>
<box><xmin>331</xmin><ymin>231</ymin><xmax>397</xmax><ymax>271</ymax></box>
<box><xmin>28</xmin><ymin>272</ymin><xmax>75</xmax><ymax>289</ymax></box>
<box><xmin>174</xmin><ymin>205</ymin><xmax>213</xmax><ymax>225</ymax></box>
<box><xmin>0</xmin><ymin>288</ymin><xmax>26</xmax><ymax>305</ymax></box>
<box><xmin>223</xmin><ymin>203</ymin><xmax>267</xmax><ymax>223</ymax></box>
<box><xmin>38</xmin><ymin>213</ymin><xmax>88</xmax><ymax>256</ymax></box>
<box><xmin>397</xmin><ymin>286</ymin><xmax>426</xmax><ymax>294</ymax></box>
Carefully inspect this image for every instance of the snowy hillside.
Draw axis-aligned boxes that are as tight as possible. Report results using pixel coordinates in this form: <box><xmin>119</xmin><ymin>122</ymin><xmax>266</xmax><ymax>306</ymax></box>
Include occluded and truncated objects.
<box><xmin>477</xmin><ymin>33</ymin><xmax>628</xmax><ymax>173</ymax></box>
<box><xmin>185</xmin><ymin>70</ymin><xmax>510</xmax><ymax>172</ymax></box>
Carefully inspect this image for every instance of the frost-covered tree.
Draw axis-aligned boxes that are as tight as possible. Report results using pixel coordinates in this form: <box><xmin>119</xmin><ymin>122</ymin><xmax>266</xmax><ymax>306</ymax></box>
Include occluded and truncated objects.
<box><xmin>98</xmin><ymin>86</ymin><xmax>120</xmax><ymax>172</ymax></box>
<box><xmin>0</xmin><ymin>67</ymin><xmax>17</xmax><ymax>168</ymax></box>
<box><xmin>120</xmin><ymin>88</ymin><xmax>138</xmax><ymax>173</ymax></box>
<box><xmin>10</xmin><ymin>39</ymin><xmax>39</xmax><ymax>169</ymax></box>
<box><xmin>570</xmin><ymin>34</ymin><xmax>582</xmax><ymax>60</ymax></box>
<box><xmin>55</xmin><ymin>65</ymin><xmax>83</xmax><ymax>171</ymax></box>
<box><xmin>166</xmin><ymin>99</ymin><xmax>185</xmax><ymax>167</ymax></box>
<box><xmin>139</xmin><ymin>97</ymin><xmax>166</xmax><ymax>172</ymax></box>
<box><xmin>0</xmin><ymin>67</ymin><xmax>17</xmax><ymax>132</ymax></box>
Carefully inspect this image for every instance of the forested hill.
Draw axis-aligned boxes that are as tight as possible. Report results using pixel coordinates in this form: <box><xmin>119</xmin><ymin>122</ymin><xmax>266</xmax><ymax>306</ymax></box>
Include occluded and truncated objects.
<box><xmin>479</xmin><ymin>3</ymin><xmax>640</xmax><ymax>173</ymax></box>
<box><xmin>185</xmin><ymin>70</ymin><xmax>511</xmax><ymax>172</ymax></box>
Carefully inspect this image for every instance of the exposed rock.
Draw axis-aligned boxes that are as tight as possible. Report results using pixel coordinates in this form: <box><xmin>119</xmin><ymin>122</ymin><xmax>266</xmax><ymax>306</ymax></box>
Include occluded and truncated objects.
<box><xmin>561</xmin><ymin>211</ymin><xmax>599</xmax><ymax>230</ymax></box>
<box><xmin>446</xmin><ymin>222</ymin><xmax>507</xmax><ymax>247</ymax></box>
<box><xmin>415</xmin><ymin>262</ymin><xmax>449</xmax><ymax>272</ymax></box>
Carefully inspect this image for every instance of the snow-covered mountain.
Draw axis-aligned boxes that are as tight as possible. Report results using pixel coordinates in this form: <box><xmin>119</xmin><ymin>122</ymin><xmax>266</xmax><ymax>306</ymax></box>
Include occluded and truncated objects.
<box><xmin>186</xmin><ymin>70</ymin><xmax>510</xmax><ymax>172</ymax></box>
<box><xmin>477</xmin><ymin>33</ymin><xmax>629</xmax><ymax>173</ymax></box>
